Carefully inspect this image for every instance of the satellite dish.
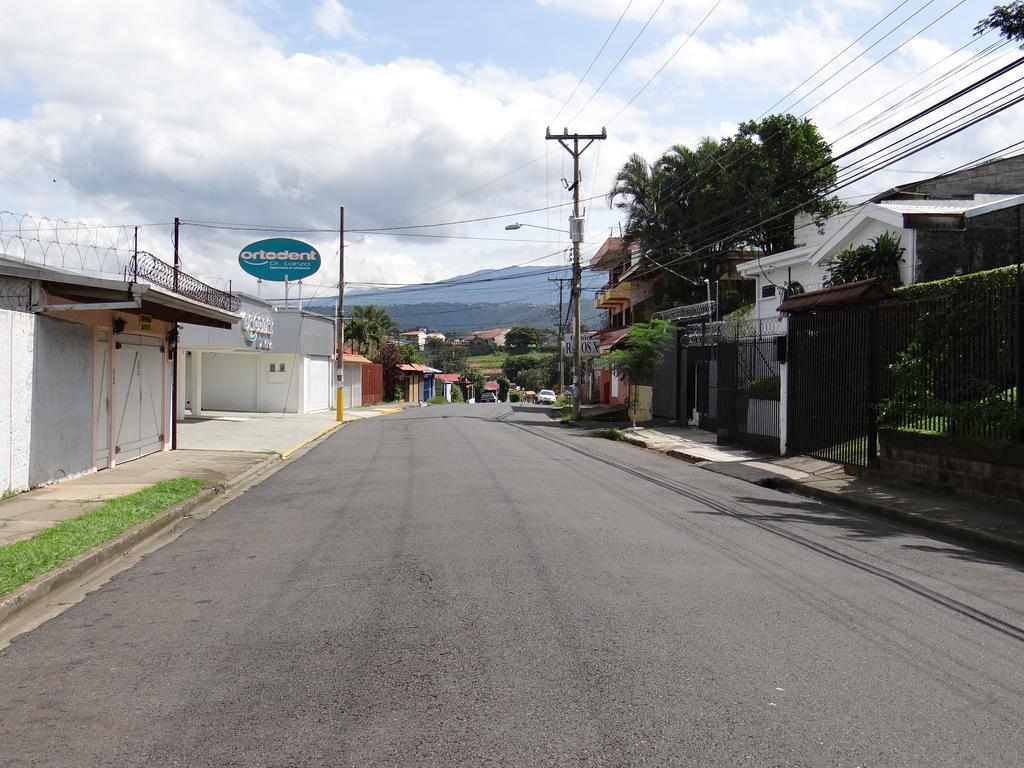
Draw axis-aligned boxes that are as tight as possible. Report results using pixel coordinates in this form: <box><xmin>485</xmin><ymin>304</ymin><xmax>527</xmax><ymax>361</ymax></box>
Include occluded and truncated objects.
<box><xmin>786</xmin><ymin>281</ymin><xmax>805</xmax><ymax>296</ymax></box>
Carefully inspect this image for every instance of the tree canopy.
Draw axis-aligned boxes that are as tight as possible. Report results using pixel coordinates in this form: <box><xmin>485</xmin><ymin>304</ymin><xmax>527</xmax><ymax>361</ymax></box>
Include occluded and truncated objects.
<box><xmin>977</xmin><ymin>3</ymin><xmax>1024</xmax><ymax>42</ymax></box>
<box><xmin>504</xmin><ymin>326</ymin><xmax>544</xmax><ymax>354</ymax></box>
<box><xmin>608</xmin><ymin>114</ymin><xmax>842</xmax><ymax>308</ymax></box>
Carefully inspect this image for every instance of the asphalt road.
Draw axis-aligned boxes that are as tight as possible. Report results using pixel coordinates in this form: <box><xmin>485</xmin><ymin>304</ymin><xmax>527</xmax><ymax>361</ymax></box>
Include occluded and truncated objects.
<box><xmin>2</xmin><ymin>404</ymin><xmax>1023</xmax><ymax>767</ymax></box>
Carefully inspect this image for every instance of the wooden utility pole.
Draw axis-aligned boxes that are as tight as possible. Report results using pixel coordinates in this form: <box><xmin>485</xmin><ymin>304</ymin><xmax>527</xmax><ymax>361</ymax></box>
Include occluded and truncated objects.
<box><xmin>548</xmin><ymin>276</ymin><xmax>572</xmax><ymax>394</ymax></box>
<box><xmin>336</xmin><ymin>206</ymin><xmax>345</xmax><ymax>423</ymax></box>
<box><xmin>546</xmin><ymin>127</ymin><xmax>606</xmax><ymax>420</ymax></box>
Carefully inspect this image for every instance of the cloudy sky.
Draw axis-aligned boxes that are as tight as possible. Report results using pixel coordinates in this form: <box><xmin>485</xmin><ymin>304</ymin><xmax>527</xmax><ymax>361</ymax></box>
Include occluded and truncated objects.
<box><xmin>0</xmin><ymin>0</ymin><xmax>1019</xmax><ymax>303</ymax></box>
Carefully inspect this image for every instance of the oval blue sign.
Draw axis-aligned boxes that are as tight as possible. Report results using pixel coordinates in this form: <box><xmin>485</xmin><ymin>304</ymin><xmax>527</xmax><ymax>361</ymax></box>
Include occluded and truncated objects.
<box><xmin>238</xmin><ymin>238</ymin><xmax>321</xmax><ymax>282</ymax></box>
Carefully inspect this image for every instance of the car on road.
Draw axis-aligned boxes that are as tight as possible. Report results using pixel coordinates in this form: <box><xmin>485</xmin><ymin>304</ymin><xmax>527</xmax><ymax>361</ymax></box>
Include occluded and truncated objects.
<box><xmin>480</xmin><ymin>391</ymin><xmax>498</xmax><ymax>403</ymax></box>
<box><xmin>537</xmin><ymin>389</ymin><xmax>557</xmax><ymax>405</ymax></box>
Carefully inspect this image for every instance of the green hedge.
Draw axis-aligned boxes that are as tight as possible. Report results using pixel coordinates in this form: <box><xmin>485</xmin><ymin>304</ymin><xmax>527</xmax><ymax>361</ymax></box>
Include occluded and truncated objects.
<box><xmin>879</xmin><ymin>265</ymin><xmax>1022</xmax><ymax>441</ymax></box>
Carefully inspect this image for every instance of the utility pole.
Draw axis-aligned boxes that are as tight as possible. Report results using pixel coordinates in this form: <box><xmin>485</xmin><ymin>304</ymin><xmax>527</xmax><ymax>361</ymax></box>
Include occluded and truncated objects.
<box><xmin>546</xmin><ymin>127</ymin><xmax>606</xmax><ymax>420</ymax></box>
<box><xmin>336</xmin><ymin>206</ymin><xmax>345</xmax><ymax>423</ymax></box>
<box><xmin>548</xmin><ymin>276</ymin><xmax>571</xmax><ymax>394</ymax></box>
<box><xmin>173</xmin><ymin>217</ymin><xmax>180</xmax><ymax>292</ymax></box>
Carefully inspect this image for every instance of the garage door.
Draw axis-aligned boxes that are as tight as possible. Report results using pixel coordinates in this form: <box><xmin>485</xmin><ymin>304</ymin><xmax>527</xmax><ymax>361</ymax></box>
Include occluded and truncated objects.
<box><xmin>305</xmin><ymin>356</ymin><xmax>330</xmax><ymax>412</ymax></box>
<box><xmin>114</xmin><ymin>335</ymin><xmax>164</xmax><ymax>462</ymax></box>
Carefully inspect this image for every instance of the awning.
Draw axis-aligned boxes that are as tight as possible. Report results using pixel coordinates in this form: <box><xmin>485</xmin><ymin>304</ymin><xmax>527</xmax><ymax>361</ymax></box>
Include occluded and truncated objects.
<box><xmin>0</xmin><ymin>259</ymin><xmax>240</xmax><ymax>328</ymax></box>
<box><xmin>343</xmin><ymin>352</ymin><xmax>373</xmax><ymax>365</ymax></box>
<box><xmin>597</xmin><ymin>327</ymin><xmax>630</xmax><ymax>351</ymax></box>
<box><xmin>778</xmin><ymin>278</ymin><xmax>895</xmax><ymax>314</ymax></box>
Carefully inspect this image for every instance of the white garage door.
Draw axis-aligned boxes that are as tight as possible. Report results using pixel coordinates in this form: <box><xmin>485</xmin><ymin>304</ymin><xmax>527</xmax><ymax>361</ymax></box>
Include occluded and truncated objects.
<box><xmin>304</xmin><ymin>356</ymin><xmax>330</xmax><ymax>412</ymax></box>
<box><xmin>114</xmin><ymin>335</ymin><xmax>164</xmax><ymax>462</ymax></box>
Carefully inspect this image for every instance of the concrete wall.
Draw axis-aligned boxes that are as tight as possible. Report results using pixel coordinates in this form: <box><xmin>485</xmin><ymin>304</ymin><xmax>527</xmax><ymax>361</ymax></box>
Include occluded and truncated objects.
<box><xmin>202</xmin><ymin>352</ymin><xmax>259</xmax><ymax>411</ymax></box>
<box><xmin>879</xmin><ymin>429</ymin><xmax>1024</xmax><ymax>504</ymax></box>
<box><xmin>179</xmin><ymin>295</ymin><xmax>273</xmax><ymax>350</ymax></box>
<box><xmin>883</xmin><ymin>155</ymin><xmax>1024</xmax><ymax>199</ymax></box>
<box><xmin>0</xmin><ymin>309</ymin><xmax>35</xmax><ymax>492</ymax></box>
<box><xmin>917</xmin><ymin>206</ymin><xmax>1023</xmax><ymax>282</ymax></box>
<box><xmin>28</xmin><ymin>315</ymin><xmax>94</xmax><ymax>486</ymax></box>
<box><xmin>273</xmin><ymin>310</ymin><xmax>335</xmax><ymax>356</ymax></box>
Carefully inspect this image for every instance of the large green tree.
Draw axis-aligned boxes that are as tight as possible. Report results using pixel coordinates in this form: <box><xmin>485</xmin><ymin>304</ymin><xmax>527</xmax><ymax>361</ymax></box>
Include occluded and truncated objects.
<box><xmin>608</xmin><ymin>114</ymin><xmax>842</xmax><ymax>308</ymax></box>
<box><xmin>977</xmin><ymin>3</ymin><xmax>1024</xmax><ymax>41</ymax></box>
<box><xmin>504</xmin><ymin>326</ymin><xmax>543</xmax><ymax>354</ymax></box>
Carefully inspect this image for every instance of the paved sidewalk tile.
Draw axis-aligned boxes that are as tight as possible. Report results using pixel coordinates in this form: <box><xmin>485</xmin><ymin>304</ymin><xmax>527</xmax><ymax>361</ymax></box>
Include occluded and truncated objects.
<box><xmin>621</xmin><ymin>424</ymin><xmax>1024</xmax><ymax>554</ymax></box>
<box><xmin>0</xmin><ymin>450</ymin><xmax>268</xmax><ymax>547</ymax></box>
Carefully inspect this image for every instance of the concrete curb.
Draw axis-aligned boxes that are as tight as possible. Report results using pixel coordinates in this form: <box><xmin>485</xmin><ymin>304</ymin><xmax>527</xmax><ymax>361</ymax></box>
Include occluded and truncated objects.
<box><xmin>617</xmin><ymin>433</ymin><xmax>1024</xmax><ymax>557</ymax></box>
<box><xmin>0</xmin><ymin>453</ymin><xmax>282</xmax><ymax>628</ymax></box>
<box><xmin>279</xmin><ymin>422</ymin><xmax>343</xmax><ymax>459</ymax></box>
<box><xmin>771</xmin><ymin>476</ymin><xmax>1024</xmax><ymax>558</ymax></box>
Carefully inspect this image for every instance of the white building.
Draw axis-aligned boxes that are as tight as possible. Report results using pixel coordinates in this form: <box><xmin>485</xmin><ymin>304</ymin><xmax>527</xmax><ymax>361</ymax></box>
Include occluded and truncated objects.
<box><xmin>0</xmin><ymin>258</ymin><xmax>237</xmax><ymax>493</ymax></box>
<box><xmin>177</xmin><ymin>295</ymin><xmax>338</xmax><ymax>416</ymax></box>
<box><xmin>738</xmin><ymin>194</ymin><xmax>1024</xmax><ymax>323</ymax></box>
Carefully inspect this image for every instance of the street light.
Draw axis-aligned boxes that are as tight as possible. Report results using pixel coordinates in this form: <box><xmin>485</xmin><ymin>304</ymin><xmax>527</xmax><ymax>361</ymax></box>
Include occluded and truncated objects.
<box><xmin>504</xmin><ymin>222</ymin><xmax>568</xmax><ymax>233</ymax></box>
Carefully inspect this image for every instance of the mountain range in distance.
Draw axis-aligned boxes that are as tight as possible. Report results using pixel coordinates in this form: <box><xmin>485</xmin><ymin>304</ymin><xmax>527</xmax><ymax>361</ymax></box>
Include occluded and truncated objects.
<box><xmin>302</xmin><ymin>265</ymin><xmax>605</xmax><ymax>334</ymax></box>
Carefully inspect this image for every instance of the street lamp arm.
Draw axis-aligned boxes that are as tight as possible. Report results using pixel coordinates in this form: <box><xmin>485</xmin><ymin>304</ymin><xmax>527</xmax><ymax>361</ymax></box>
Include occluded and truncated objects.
<box><xmin>504</xmin><ymin>222</ymin><xmax>569</xmax><ymax>233</ymax></box>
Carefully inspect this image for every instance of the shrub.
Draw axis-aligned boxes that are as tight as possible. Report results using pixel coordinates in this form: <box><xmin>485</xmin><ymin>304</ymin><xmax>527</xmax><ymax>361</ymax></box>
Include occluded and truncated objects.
<box><xmin>451</xmin><ymin>386</ymin><xmax>465</xmax><ymax>403</ymax></box>
<box><xmin>824</xmin><ymin>231</ymin><xmax>904</xmax><ymax>287</ymax></box>
<box><xmin>509</xmin><ymin>391</ymin><xmax>522</xmax><ymax>402</ymax></box>
<box><xmin>427</xmin><ymin>395</ymin><xmax>448</xmax><ymax>405</ymax></box>
<box><xmin>744</xmin><ymin>375</ymin><xmax>781</xmax><ymax>401</ymax></box>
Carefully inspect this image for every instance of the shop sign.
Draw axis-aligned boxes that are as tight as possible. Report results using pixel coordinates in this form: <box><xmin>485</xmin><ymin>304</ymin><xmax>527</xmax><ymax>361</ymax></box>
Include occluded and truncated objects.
<box><xmin>238</xmin><ymin>238</ymin><xmax>321</xmax><ymax>282</ymax></box>
<box><xmin>242</xmin><ymin>312</ymin><xmax>273</xmax><ymax>350</ymax></box>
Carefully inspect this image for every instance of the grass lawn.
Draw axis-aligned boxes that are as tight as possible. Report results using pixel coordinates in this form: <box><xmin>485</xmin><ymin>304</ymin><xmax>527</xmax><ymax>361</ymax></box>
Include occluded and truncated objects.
<box><xmin>0</xmin><ymin>477</ymin><xmax>204</xmax><ymax>596</ymax></box>
<box><xmin>465</xmin><ymin>353</ymin><xmax>506</xmax><ymax>373</ymax></box>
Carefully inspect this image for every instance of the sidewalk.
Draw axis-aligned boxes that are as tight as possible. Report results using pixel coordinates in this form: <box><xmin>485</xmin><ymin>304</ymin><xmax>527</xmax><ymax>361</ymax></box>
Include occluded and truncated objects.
<box><xmin>177</xmin><ymin>404</ymin><xmax>404</xmax><ymax>455</ymax></box>
<box><xmin>618</xmin><ymin>424</ymin><xmax>1024</xmax><ymax>556</ymax></box>
<box><xmin>0</xmin><ymin>450</ymin><xmax>270</xmax><ymax>547</ymax></box>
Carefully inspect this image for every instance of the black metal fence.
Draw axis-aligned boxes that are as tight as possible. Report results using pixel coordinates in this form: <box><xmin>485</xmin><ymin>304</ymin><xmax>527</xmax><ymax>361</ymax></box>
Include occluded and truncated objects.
<box><xmin>128</xmin><ymin>251</ymin><xmax>241</xmax><ymax>313</ymax></box>
<box><xmin>686</xmin><ymin>319</ymin><xmax>783</xmax><ymax>453</ymax></box>
<box><xmin>787</xmin><ymin>266</ymin><xmax>1022</xmax><ymax>466</ymax></box>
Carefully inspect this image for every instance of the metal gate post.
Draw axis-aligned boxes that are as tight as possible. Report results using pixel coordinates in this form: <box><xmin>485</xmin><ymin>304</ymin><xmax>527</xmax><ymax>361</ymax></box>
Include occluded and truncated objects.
<box><xmin>867</xmin><ymin>307</ymin><xmax>879</xmax><ymax>463</ymax></box>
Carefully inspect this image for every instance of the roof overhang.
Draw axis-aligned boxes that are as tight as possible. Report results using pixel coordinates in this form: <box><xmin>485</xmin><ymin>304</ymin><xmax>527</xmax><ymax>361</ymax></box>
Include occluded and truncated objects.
<box><xmin>0</xmin><ymin>258</ymin><xmax>239</xmax><ymax>328</ymax></box>
<box><xmin>778</xmin><ymin>278</ymin><xmax>894</xmax><ymax>313</ymax></box>
<box><xmin>809</xmin><ymin>204</ymin><xmax>905</xmax><ymax>267</ymax></box>
<box><xmin>736</xmin><ymin>246</ymin><xmax>814</xmax><ymax>277</ymax></box>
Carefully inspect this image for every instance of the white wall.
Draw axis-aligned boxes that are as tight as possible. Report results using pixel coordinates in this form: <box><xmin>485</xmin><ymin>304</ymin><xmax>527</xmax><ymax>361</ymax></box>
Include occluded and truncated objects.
<box><xmin>0</xmin><ymin>309</ymin><xmax>34</xmax><ymax>492</ymax></box>
<box><xmin>201</xmin><ymin>352</ymin><xmax>259</xmax><ymax>411</ymax></box>
<box><xmin>260</xmin><ymin>353</ymin><xmax>303</xmax><ymax>413</ymax></box>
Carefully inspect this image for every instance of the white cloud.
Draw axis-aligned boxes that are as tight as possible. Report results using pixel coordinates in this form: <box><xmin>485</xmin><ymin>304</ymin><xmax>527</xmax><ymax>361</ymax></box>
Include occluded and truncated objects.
<box><xmin>1</xmin><ymin>0</ymin><xmax>1022</xmax><ymax>294</ymax></box>
<box><xmin>534</xmin><ymin>0</ymin><xmax>751</xmax><ymax>29</ymax></box>
<box><xmin>313</xmin><ymin>0</ymin><xmax>358</xmax><ymax>40</ymax></box>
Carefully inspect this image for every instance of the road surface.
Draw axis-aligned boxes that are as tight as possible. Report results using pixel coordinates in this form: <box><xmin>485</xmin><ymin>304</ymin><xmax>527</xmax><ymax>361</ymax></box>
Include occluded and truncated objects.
<box><xmin>2</xmin><ymin>404</ymin><xmax>1022</xmax><ymax>766</ymax></box>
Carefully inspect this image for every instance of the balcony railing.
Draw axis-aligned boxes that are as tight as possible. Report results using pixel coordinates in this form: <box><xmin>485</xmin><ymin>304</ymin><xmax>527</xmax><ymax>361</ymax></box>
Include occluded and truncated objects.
<box><xmin>128</xmin><ymin>251</ymin><xmax>241</xmax><ymax>313</ymax></box>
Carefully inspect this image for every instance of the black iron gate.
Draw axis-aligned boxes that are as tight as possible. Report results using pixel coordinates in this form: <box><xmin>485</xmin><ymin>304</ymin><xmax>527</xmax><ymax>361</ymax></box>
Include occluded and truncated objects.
<box><xmin>787</xmin><ymin>307</ymin><xmax>876</xmax><ymax>466</ymax></box>
<box><xmin>717</xmin><ymin>337</ymin><xmax>782</xmax><ymax>453</ymax></box>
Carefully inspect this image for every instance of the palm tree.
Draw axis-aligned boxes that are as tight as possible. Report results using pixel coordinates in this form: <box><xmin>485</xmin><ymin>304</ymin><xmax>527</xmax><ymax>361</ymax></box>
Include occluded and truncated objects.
<box><xmin>350</xmin><ymin>305</ymin><xmax>397</xmax><ymax>358</ymax></box>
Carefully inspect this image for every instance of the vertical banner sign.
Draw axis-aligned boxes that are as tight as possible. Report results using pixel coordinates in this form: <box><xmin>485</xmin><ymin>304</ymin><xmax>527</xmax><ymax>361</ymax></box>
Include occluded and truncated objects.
<box><xmin>238</xmin><ymin>238</ymin><xmax>321</xmax><ymax>282</ymax></box>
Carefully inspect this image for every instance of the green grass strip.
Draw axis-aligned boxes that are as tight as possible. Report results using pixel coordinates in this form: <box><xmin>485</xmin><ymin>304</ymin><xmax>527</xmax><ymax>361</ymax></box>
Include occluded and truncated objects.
<box><xmin>0</xmin><ymin>477</ymin><xmax>203</xmax><ymax>596</ymax></box>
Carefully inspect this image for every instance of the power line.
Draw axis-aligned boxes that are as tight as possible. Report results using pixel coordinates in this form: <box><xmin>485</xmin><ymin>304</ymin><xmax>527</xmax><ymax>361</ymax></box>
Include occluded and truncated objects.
<box><xmin>550</xmin><ymin>0</ymin><xmax>634</xmax><ymax>126</ymax></box>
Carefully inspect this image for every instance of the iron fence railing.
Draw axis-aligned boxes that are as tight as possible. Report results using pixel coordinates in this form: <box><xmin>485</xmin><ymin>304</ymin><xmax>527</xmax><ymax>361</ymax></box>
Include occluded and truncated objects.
<box><xmin>684</xmin><ymin>316</ymin><xmax>785</xmax><ymax>346</ymax></box>
<box><xmin>129</xmin><ymin>251</ymin><xmax>240</xmax><ymax>313</ymax></box>
<box><xmin>786</xmin><ymin>267</ymin><xmax>1022</xmax><ymax>466</ymax></box>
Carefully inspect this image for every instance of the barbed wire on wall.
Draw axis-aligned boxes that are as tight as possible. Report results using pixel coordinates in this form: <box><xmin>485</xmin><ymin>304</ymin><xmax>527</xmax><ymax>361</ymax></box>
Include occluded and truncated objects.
<box><xmin>0</xmin><ymin>211</ymin><xmax>141</xmax><ymax>278</ymax></box>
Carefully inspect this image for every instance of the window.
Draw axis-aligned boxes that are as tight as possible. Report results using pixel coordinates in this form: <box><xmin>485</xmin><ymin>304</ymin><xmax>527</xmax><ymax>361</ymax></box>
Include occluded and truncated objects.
<box><xmin>269</xmin><ymin>363</ymin><xmax>276</xmax><ymax>372</ymax></box>
<box><xmin>761</xmin><ymin>284</ymin><xmax>777</xmax><ymax>299</ymax></box>
<box><xmin>279</xmin><ymin>363</ymin><xmax>286</xmax><ymax>372</ymax></box>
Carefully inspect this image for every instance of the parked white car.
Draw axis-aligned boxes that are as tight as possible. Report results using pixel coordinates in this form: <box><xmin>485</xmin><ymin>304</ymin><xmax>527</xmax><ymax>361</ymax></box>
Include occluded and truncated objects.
<box><xmin>537</xmin><ymin>389</ymin><xmax>557</xmax><ymax>405</ymax></box>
